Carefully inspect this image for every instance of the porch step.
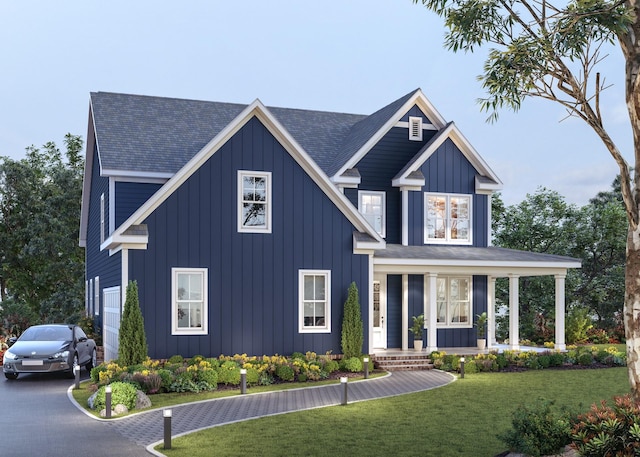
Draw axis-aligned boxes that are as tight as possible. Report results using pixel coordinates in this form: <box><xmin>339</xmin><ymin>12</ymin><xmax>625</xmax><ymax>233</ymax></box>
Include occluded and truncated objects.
<box><xmin>374</xmin><ymin>353</ymin><xmax>434</xmax><ymax>371</ymax></box>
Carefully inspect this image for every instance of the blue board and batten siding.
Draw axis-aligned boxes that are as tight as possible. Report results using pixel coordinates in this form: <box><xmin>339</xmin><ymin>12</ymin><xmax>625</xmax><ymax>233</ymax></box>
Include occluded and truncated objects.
<box><xmin>115</xmin><ymin>182</ymin><xmax>163</xmax><ymax>227</ymax></box>
<box><xmin>129</xmin><ymin>117</ymin><xmax>370</xmax><ymax>359</ymax></box>
<box><xmin>408</xmin><ymin>137</ymin><xmax>489</xmax><ymax>247</ymax></box>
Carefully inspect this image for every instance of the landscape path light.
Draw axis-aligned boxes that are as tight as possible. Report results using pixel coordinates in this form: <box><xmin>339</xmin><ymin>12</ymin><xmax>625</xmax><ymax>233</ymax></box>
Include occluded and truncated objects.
<box><xmin>240</xmin><ymin>368</ymin><xmax>247</xmax><ymax>394</ymax></box>
<box><xmin>340</xmin><ymin>377</ymin><xmax>348</xmax><ymax>405</ymax></box>
<box><xmin>460</xmin><ymin>357</ymin><xmax>465</xmax><ymax>379</ymax></box>
<box><xmin>163</xmin><ymin>409</ymin><xmax>172</xmax><ymax>450</ymax></box>
<box><xmin>105</xmin><ymin>385</ymin><xmax>112</xmax><ymax>418</ymax></box>
<box><xmin>363</xmin><ymin>357</ymin><xmax>369</xmax><ymax>379</ymax></box>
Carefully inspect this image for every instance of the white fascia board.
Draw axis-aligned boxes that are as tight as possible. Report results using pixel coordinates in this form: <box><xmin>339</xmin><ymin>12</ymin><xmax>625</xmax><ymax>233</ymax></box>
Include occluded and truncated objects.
<box><xmin>333</xmin><ymin>90</ymin><xmax>446</xmax><ymax>179</ymax></box>
<box><xmin>101</xmin><ymin>234</ymin><xmax>149</xmax><ymax>251</ymax></box>
<box><xmin>373</xmin><ymin>257</ymin><xmax>581</xmax><ymax>272</ymax></box>
<box><xmin>353</xmin><ymin>233</ymin><xmax>386</xmax><ymax>251</ymax></box>
<box><xmin>112</xmin><ymin>99</ymin><xmax>383</xmax><ymax>245</ymax></box>
<box><xmin>476</xmin><ymin>176</ymin><xmax>503</xmax><ymax>194</ymax></box>
<box><xmin>392</xmin><ymin>176</ymin><xmax>426</xmax><ymax>188</ymax></box>
<box><xmin>79</xmin><ymin>98</ymin><xmax>97</xmax><ymax>248</ymax></box>
<box><xmin>101</xmin><ymin>169</ymin><xmax>174</xmax><ymax>180</ymax></box>
<box><xmin>447</xmin><ymin>124</ymin><xmax>502</xmax><ymax>186</ymax></box>
<box><xmin>331</xmin><ymin>174</ymin><xmax>361</xmax><ymax>187</ymax></box>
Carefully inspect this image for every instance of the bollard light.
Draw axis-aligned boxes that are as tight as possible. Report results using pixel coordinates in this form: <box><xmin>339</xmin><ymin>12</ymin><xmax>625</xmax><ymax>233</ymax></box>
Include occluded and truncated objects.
<box><xmin>460</xmin><ymin>357</ymin><xmax>465</xmax><ymax>379</ymax></box>
<box><xmin>74</xmin><ymin>364</ymin><xmax>80</xmax><ymax>390</ymax></box>
<box><xmin>163</xmin><ymin>409</ymin><xmax>172</xmax><ymax>450</ymax></box>
<box><xmin>240</xmin><ymin>368</ymin><xmax>247</xmax><ymax>395</ymax></box>
<box><xmin>105</xmin><ymin>385</ymin><xmax>112</xmax><ymax>418</ymax></box>
<box><xmin>340</xmin><ymin>376</ymin><xmax>348</xmax><ymax>405</ymax></box>
<box><xmin>363</xmin><ymin>357</ymin><xmax>369</xmax><ymax>379</ymax></box>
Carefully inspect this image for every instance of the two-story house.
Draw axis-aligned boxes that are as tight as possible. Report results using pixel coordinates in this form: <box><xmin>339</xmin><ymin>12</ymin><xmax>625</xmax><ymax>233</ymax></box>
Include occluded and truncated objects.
<box><xmin>80</xmin><ymin>89</ymin><xmax>580</xmax><ymax>362</ymax></box>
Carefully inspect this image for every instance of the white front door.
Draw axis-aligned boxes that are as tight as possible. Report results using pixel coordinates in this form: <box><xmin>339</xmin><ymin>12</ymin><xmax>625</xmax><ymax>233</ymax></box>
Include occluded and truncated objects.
<box><xmin>372</xmin><ymin>275</ymin><xmax>387</xmax><ymax>349</ymax></box>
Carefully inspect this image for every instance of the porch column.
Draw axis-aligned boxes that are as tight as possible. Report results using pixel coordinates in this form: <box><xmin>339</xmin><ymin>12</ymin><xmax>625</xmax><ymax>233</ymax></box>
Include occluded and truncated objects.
<box><xmin>487</xmin><ymin>276</ymin><xmax>496</xmax><ymax>348</ymax></box>
<box><xmin>509</xmin><ymin>275</ymin><xmax>520</xmax><ymax>350</ymax></box>
<box><xmin>555</xmin><ymin>274</ymin><xmax>567</xmax><ymax>351</ymax></box>
<box><xmin>401</xmin><ymin>189</ymin><xmax>409</xmax><ymax>246</ymax></box>
<box><xmin>426</xmin><ymin>273</ymin><xmax>438</xmax><ymax>352</ymax></box>
<box><xmin>402</xmin><ymin>274</ymin><xmax>409</xmax><ymax>351</ymax></box>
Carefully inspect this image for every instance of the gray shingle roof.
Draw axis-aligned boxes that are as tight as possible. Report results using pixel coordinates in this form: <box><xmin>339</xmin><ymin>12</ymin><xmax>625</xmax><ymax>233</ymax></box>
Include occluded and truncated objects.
<box><xmin>375</xmin><ymin>244</ymin><xmax>581</xmax><ymax>265</ymax></box>
<box><xmin>90</xmin><ymin>90</ymin><xmax>421</xmax><ymax>178</ymax></box>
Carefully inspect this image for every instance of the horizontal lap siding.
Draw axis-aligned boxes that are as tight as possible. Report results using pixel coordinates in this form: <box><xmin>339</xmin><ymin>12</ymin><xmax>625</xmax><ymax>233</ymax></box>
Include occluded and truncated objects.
<box><xmin>115</xmin><ymin>182</ymin><xmax>163</xmax><ymax>226</ymax></box>
<box><xmin>86</xmin><ymin>142</ymin><xmax>121</xmax><ymax>331</ymax></box>
<box><xmin>130</xmin><ymin>117</ymin><xmax>369</xmax><ymax>359</ymax></box>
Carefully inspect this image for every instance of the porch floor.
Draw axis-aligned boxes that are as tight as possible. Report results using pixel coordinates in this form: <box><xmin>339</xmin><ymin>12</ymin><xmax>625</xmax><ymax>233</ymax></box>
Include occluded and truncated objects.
<box><xmin>371</xmin><ymin>344</ymin><xmax>555</xmax><ymax>357</ymax></box>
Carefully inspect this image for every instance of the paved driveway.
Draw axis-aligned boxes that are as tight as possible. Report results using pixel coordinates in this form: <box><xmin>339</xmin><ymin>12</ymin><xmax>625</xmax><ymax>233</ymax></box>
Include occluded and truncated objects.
<box><xmin>1</xmin><ymin>371</ymin><xmax>147</xmax><ymax>457</ymax></box>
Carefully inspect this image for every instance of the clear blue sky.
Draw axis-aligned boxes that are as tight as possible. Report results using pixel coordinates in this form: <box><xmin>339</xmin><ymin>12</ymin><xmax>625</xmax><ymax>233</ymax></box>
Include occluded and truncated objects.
<box><xmin>0</xmin><ymin>1</ymin><xmax>631</xmax><ymax>205</ymax></box>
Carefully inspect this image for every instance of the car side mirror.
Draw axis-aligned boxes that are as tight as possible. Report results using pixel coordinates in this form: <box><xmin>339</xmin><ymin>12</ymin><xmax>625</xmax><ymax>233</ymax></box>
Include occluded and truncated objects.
<box><xmin>77</xmin><ymin>336</ymin><xmax>87</xmax><ymax>343</ymax></box>
<box><xmin>7</xmin><ymin>337</ymin><xmax>17</xmax><ymax>347</ymax></box>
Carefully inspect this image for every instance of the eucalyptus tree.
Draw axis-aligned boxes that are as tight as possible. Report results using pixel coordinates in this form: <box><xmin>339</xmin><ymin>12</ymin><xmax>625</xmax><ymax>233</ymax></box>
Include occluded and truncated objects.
<box><xmin>414</xmin><ymin>0</ymin><xmax>640</xmax><ymax>396</ymax></box>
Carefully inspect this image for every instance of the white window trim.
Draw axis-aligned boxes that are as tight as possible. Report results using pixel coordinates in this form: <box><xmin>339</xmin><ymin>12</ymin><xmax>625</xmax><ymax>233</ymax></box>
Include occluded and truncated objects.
<box><xmin>298</xmin><ymin>270</ymin><xmax>331</xmax><ymax>334</ymax></box>
<box><xmin>237</xmin><ymin>170</ymin><xmax>272</xmax><ymax>233</ymax></box>
<box><xmin>409</xmin><ymin>116</ymin><xmax>423</xmax><ymax>141</ymax></box>
<box><xmin>436</xmin><ymin>276</ymin><xmax>473</xmax><ymax>328</ymax></box>
<box><xmin>424</xmin><ymin>193</ymin><xmax>473</xmax><ymax>245</ymax></box>
<box><xmin>89</xmin><ymin>279</ymin><xmax>93</xmax><ymax>316</ymax></box>
<box><xmin>85</xmin><ymin>280</ymin><xmax>89</xmax><ymax>314</ymax></box>
<box><xmin>171</xmin><ymin>267</ymin><xmax>208</xmax><ymax>335</ymax></box>
<box><xmin>100</xmin><ymin>193</ymin><xmax>105</xmax><ymax>244</ymax></box>
<box><xmin>358</xmin><ymin>190</ymin><xmax>386</xmax><ymax>238</ymax></box>
<box><xmin>94</xmin><ymin>276</ymin><xmax>100</xmax><ymax>316</ymax></box>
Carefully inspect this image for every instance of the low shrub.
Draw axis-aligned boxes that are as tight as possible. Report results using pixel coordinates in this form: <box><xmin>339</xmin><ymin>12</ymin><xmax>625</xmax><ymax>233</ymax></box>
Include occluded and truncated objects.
<box><xmin>322</xmin><ymin>359</ymin><xmax>339</xmax><ymax>373</ymax></box>
<box><xmin>275</xmin><ymin>364</ymin><xmax>295</xmax><ymax>381</ymax></box>
<box><xmin>498</xmin><ymin>399</ymin><xmax>573</xmax><ymax>457</ymax></box>
<box><xmin>340</xmin><ymin>356</ymin><xmax>363</xmax><ymax>372</ymax></box>
<box><xmin>167</xmin><ymin>354</ymin><xmax>184</xmax><ymax>364</ymax></box>
<box><xmin>571</xmin><ymin>395</ymin><xmax>640</xmax><ymax>457</ymax></box>
<box><xmin>92</xmin><ymin>381</ymin><xmax>138</xmax><ymax>411</ymax></box>
<box><xmin>216</xmin><ymin>360</ymin><xmax>241</xmax><ymax>385</ymax></box>
<box><xmin>578</xmin><ymin>352</ymin><xmax>594</xmax><ymax>366</ymax></box>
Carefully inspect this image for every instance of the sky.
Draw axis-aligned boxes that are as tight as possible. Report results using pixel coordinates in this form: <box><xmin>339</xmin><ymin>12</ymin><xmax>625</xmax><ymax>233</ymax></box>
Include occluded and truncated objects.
<box><xmin>0</xmin><ymin>1</ymin><xmax>632</xmax><ymax>206</ymax></box>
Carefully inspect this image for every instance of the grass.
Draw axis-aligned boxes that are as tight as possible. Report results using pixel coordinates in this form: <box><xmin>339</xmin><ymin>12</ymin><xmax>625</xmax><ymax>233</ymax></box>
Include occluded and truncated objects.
<box><xmin>156</xmin><ymin>367</ymin><xmax>630</xmax><ymax>457</ymax></box>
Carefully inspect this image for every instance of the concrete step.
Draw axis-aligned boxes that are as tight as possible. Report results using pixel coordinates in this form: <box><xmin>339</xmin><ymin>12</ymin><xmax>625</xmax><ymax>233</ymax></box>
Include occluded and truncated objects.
<box><xmin>374</xmin><ymin>354</ymin><xmax>434</xmax><ymax>371</ymax></box>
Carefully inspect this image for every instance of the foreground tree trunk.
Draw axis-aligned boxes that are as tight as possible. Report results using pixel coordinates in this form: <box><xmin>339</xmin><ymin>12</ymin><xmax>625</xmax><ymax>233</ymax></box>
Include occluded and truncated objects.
<box><xmin>626</xmin><ymin>226</ymin><xmax>640</xmax><ymax>395</ymax></box>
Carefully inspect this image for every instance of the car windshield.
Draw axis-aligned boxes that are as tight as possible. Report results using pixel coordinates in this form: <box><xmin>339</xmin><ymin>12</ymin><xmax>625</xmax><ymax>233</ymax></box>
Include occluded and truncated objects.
<box><xmin>20</xmin><ymin>326</ymin><xmax>72</xmax><ymax>342</ymax></box>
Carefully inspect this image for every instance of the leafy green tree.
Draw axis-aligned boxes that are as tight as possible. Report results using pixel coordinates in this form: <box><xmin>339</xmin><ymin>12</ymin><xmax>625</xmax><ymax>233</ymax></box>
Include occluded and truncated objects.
<box><xmin>118</xmin><ymin>281</ymin><xmax>148</xmax><ymax>365</ymax></box>
<box><xmin>341</xmin><ymin>282</ymin><xmax>363</xmax><ymax>359</ymax></box>
<box><xmin>0</xmin><ymin>134</ymin><xmax>84</xmax><ymax>328</ymax></box>
<box><xmin>414</xmin><ymin>0</ymin><xmax>640</xmax><ymax>396</ymax></box>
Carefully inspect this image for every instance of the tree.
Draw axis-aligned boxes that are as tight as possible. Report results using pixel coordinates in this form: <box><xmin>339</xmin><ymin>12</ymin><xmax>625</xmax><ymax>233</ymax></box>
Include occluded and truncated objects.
<box><xmin>0</xmin><ymin>134</ymin><xmax>85</xmax><ymax>327</ymax></box>
<box><xmin>118</xmin><ymin>281</ymin><xmax>148</xmax><ymax>365</ymax></box>
<box><xmin>414</xmin><ymin>0</ymin><xmax>640</xmax><ymax>396</ymax></box>
<box><xmin>341</xmin><ymin>282</ymin><xmax>363</xmax><ymax>359</ymax></box>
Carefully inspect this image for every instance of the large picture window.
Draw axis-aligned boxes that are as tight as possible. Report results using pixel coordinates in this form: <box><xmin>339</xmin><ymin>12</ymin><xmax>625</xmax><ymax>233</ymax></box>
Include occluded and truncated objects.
<box><xmin>425</xmin><ymin>193</ymin><xmax>472</xmax><ymax>244</ymax></box>
<box><xmin>172</xmin><ymin>268</ymin><xmax>208</xmax><ymax>335</ymax></box>
<box><xmin>358</xmin><ymin>191</ymin><xmax>386</xmax><ymax>237</ymax></box>
<box><xmin>299</xmin><ymin>270</ymin><xmax>331</xmax><ymax>333</ymax></box>
<box><xmin>238</xmin><ymin>170</ymin><xmax>272</xmax><ymax>233</ymax></box>
<box><xmin>436</xmin><ymin>276</ymin><xmax>472</xmax><ymax>327</ymax></box>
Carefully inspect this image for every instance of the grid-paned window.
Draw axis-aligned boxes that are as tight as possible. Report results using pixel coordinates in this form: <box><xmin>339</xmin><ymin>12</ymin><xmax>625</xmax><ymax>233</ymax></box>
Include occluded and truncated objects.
<box><xmin>299</xmin><ymin>270</ymin><xmax>331</xmax><ymax>333</ymax></box>
<box><xmin>172</xmin><ymin>268</ymin><xmax>208</xmax><ymax>335</ymax></box>
<box><xmin>358</xmin><ymin>191</ymin><xmax>385</xmax><ymax>237</ymax></box>
<box><xmin>425</xmin><ymin>193</ymin><xmax>472</xmax><ymax>244</ymax></box>
<box><xmin>238</xmin><ymin>170</ymin><xmax>272</xmax><ymax>233</ymax></box>
<box><xmin>436</xmin><ymin>276</ymin><xmax>471</xmax><ymax>327</ymax></box>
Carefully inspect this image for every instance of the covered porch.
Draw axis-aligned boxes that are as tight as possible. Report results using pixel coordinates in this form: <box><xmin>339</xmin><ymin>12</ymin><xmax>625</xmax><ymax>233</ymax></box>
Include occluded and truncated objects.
<box><xmin>369</xmin><ymin>245</ymin><xmax>581</xmax><ymax>354</ymax></box>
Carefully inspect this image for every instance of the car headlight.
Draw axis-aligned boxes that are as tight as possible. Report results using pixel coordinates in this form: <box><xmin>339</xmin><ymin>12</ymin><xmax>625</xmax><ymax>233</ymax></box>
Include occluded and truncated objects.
<box><xmin>53</xmin><ymin>350</ymin><xmax>69</xmax><ymax>359</ymax></box>
<box><xmin>3</xmin><ymin>350</ymin><xmax>17</xmax><ymax>361</ymax></box>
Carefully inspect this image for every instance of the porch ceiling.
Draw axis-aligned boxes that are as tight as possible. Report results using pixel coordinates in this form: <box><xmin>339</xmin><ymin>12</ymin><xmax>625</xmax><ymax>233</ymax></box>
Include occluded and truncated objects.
<box><xmin>373</xmin><ymin>244</ymin><xmax>581</xmax><ymax>277</ymax></box>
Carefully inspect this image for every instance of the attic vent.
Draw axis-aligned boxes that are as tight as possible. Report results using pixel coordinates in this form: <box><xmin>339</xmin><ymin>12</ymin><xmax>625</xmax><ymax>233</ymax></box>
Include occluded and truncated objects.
<box><xmin>409</xmin><ymin>116</ymin><xmax>423</xmax><ymax>141</ymax></box>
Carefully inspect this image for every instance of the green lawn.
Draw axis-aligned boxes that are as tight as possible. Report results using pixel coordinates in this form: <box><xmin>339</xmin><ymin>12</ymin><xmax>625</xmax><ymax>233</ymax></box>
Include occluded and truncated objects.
<box><xmin>156</xmin><ymin>368</ymin><xmax>630</xmax><ymax>457</ymax></box>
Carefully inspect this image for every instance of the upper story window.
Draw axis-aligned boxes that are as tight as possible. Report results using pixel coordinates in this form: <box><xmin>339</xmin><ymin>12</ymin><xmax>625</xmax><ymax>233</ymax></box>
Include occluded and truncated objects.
<box><xmin>238</xmin><ymin>170</ymin><xmax>272</xmax><ymax>233</ymax></box>
<box><xmin>172</xmin><ymin>268</ymin><xmax>208</xmax><ymax>335</ymax></box>
<box><xmin>299</xmin><ymin>270</ymin><xmax>331</xmax><ymax>333</ymax></box>
<box><xmin>436</xmin><ymin>276</ymin><xmax>472</xmax><ymax>327</ymax></box>
<box><xmin>358</xmin><ymin>191</ymin><xmax>385</xmax><ymax>237</ymax></box>
<box><xmin>100</xmin><ymin>193</ymin><xmax>105</xmax><ymax>244</ymax></box>
<box><xmin>409</xmin><ymin>116</ymin><xmax>423</xmax><ymax>141</ymax></box>
<box><xmin>425</xmin><ymin>193</ymin><xmax>472</xmax><ymax>244</ymax></box>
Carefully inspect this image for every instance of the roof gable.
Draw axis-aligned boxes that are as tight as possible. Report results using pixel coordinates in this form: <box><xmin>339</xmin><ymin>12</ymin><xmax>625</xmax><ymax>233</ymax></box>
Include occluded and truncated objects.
<box><xmin>392</xmin><ymin>122</ymin><xmax>502</xmax><ymax>192</ymax></box>
<box><xmin>105</xmin><ymin>99</ymin><xmax>384</xmax><ymax>250</ymax></box>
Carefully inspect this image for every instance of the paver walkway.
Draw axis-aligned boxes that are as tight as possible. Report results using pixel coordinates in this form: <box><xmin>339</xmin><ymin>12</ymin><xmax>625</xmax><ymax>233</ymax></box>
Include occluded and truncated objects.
<box><xmin>97</xmin><ymin>370</ymin><xmax>454</xmax><ymax>453</ymax></box>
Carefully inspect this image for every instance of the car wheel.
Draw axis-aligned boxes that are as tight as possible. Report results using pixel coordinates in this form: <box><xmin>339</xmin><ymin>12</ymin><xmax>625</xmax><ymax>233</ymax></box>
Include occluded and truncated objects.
<box><xmin>67</xmin><ymin>354</ymin><xmax>79</xmax><ymax>379</ymax></box>
<box><xmin>4</xmin><ymin>372</ymin><xmax>18</xmax><ymax>380</ymax></box>
<box><xmin>86</xmin><ymin>348</ymin><xmax>97</xmax><ymax>372</ymax></box>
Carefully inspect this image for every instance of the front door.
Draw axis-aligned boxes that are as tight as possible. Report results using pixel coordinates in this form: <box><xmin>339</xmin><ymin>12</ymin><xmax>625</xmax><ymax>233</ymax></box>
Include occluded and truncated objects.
<box><xmin>372</xmin><ymin>275</ymin><xmax>387</xmax><ymax>349</ymax></box>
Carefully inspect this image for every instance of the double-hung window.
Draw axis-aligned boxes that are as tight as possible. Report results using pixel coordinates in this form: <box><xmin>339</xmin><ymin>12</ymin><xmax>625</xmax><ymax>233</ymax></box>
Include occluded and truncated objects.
<box><xmin>172</xmin><ymin>268</ymin><xmax>208</xmax><ymax>335</ymax></box>
<box><xmin>436</xmin><ymin>276</ymin><xmax>472</xmax><ymax>327</ymax></box>
<box><xmin>425</xmin><ymin>193</ymin><xmax>472</xmax><ymax>244</ymax></box>
<box><xmin>238</xmin><ymin>170</ymin><xmax>272</xmax><ymax>233</ymax></box>
<box><xmin>358</xmin><ymin>191</ymin><xmax>385</xmax><ymax>237</ymax></box>
<box><xmin>299</xmin><ymin>270</ymin><xmax>331</xmax><ymax>333</ymax></box>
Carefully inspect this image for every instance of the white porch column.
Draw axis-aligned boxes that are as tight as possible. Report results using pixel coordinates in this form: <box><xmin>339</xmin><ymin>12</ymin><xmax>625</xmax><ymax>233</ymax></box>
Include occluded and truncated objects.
<box><xmin>402</xmin><ymin>274</ymin><xmax>409</xmax><ymax>351</ymax></box>
<box><xmin>426</xmin><ymin>273</ymin><xmax>438</xmax><ymax>352</ymax></box>
<box><xmin>487</xmin><ymin>276</ymin><xmax>496</xmax><ymax>348</ymax></box>
<box><xmin>555</xmin><ymin>274</ymin><xmax>567</xmax><ymax>351</ymax></box>
<box><xmin>509</xmin><ymin>275</ymin><xmax>520</xmax><ymax>350</ymax></box>
<box><xmin>401</xmin><ymin>189</ymin><xmax>409</xmax><ymax>246</ymax></box>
